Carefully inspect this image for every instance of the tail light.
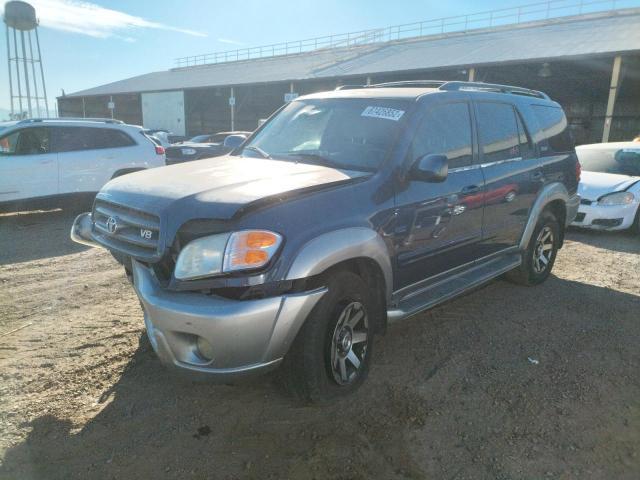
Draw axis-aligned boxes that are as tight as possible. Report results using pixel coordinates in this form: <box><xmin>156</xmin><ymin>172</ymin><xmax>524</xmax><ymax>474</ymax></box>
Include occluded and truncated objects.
<box><xmin>575</xmin><ymin>159</ymin><xmax>581</xmax><ymax>183</ymax></box>
<box><xmin>155</xmin><ymin>145</ymin><xmax>165</xmax><ymax>155</ymax></box>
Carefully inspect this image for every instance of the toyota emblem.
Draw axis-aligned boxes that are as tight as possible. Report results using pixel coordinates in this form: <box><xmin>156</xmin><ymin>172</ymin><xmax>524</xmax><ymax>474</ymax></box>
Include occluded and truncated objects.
<box><xmin>105</xmin><ymin>216</ymin><xmax>119</xmax><ymax>234</ymax></box>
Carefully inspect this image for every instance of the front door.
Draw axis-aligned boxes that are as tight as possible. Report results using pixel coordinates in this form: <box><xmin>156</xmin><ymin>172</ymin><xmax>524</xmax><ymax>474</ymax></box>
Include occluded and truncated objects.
<box><xmin>0</xmin><ymin>127</ymin><xmax>58</xmax><ymax>202</ymax></box>
<box><xmin>393</xmin><ymin>100</ymin><xmax>484</xmax><ymax>292</ymax></box>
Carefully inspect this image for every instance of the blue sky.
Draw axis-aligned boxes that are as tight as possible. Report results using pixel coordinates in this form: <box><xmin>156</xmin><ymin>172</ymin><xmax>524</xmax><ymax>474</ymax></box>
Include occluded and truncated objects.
<box><xmin>1</xmin><ymin>0</ymin><xmax>521</xmax><ymax>114</ymax></box>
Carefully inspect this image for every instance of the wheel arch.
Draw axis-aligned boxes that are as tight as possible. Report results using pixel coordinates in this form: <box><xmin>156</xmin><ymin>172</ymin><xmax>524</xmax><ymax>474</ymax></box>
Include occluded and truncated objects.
<box><xmin>519</xmin><ymin>182</ymin><xmax>570</xmax><ymax>251</ymax></box>
<box><xmin>285</xmin><ymin>227</ymin><xmax>392</xmax><ymax>333</ymax></box>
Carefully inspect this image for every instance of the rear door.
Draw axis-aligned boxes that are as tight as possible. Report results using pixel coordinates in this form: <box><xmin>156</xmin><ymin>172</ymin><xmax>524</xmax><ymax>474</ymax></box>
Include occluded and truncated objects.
<box><xmin>474</xmin><ymin>101</ymin><xmax>541</xmax><ymax>256</ymax></box>
<box><xmin>0</xmin><ymin>127</ymin><xmax>58</xmax><ymax>202</ymax></box>
<box><xmin>54</xmin><ymin>127</ymin><xmax>137</xmax><ymax>194</ymax></box>
<box><xmin>393</xmin><ymin>99</ymin><xmax>485</xmax><ymax>291</ymax></box>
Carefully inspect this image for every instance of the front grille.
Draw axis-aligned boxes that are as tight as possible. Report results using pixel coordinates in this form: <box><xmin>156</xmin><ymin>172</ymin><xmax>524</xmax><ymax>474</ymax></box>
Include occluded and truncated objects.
<box><xmin>93</xmin><ymin>200</ymin><xmax>161</xmax><ymax>260</ymax></box>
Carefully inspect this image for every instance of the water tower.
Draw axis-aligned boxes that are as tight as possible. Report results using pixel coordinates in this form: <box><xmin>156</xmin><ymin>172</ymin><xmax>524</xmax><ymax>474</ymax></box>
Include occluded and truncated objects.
<box><xmin>4</xmin><ymin>0</ymin><xmax>49</xmax><ymax>118</ymax></box>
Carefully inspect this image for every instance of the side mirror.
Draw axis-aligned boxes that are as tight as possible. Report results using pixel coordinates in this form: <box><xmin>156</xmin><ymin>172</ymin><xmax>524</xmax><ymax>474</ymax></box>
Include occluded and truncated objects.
<box><xmin>411</xmin><ymin>154</ymin><xmax>448</xmax><ymax>182</ymax></box>
<box><xmin>223</xmin><ymin>134</ymin><xmax>247</xmax><ymax>149</ymax></box>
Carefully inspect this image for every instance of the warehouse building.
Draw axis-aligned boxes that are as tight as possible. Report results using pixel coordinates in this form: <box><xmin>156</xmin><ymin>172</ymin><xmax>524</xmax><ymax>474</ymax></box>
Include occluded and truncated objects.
<box><xmin>57</xmin><ymin>3</ymin><xmax>640</xmax><ymax>145</ymax></box>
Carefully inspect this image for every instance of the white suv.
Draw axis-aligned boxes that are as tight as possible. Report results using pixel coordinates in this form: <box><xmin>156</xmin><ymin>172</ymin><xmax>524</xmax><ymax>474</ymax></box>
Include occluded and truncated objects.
<box><xmin>0</xmin><ymin>118</ymin><xmax>166</xmax><ymax>210</ymax></box>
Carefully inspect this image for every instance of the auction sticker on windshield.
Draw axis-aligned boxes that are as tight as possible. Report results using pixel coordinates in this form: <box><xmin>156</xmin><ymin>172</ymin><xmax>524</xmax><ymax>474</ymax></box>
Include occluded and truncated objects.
<box><xmin>361</xmin><ymin>106</ymin><xmax>405</xmax><ymax>121</ymax></box>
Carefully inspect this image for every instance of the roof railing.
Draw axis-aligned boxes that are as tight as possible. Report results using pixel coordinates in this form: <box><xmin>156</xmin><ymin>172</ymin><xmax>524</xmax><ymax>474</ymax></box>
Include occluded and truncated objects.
<box><xmin>173</xmin><ymin>0</ymin><xmax>638</xmax><ymax>68</ymax></box>
<box><xmin>336</xmin><ymin>80</ymin><xmax>550</xmax><ymax>99</ymax></box>
<box><xmin>18</xmin><ymin>117</ymin><xmax>124</xmax><ymax>124</ymax></box>
<box><xmin>440</xmin><ymin>81</ymin><xmax>549</xmax><ymax>99</ymax></box>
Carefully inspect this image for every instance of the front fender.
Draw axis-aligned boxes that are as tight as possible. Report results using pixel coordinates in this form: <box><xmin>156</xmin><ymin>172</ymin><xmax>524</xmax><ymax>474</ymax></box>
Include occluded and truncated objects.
<box><xmin>285</xmin><ymin>227</ymin><xmax>393</xmax><ymax>301</ymax></box>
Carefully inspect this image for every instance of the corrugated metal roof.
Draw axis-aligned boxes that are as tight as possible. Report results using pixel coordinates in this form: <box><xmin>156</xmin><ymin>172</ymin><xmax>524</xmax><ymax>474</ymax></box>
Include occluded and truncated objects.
<box><xmin>65</xmin><ymin>9</ymin><xmax>640</xmax><ymax>98</ymax></box>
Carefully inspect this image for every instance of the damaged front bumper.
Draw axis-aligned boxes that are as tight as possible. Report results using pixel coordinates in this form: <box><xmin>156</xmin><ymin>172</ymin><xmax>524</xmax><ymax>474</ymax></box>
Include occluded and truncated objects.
<box><xmin>131</xmin><ymin>260</ymin><xmax>326</xmax><ymax>380</ymax></box>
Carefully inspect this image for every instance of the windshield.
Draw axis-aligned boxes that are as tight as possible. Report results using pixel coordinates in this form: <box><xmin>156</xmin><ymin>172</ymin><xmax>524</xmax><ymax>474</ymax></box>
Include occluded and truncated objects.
<box><xmin>577</xmin><ymin>145</ymin><xmax>640</xmax><ymax>176</ymax></box>
<box><xmin>239</xmin><ymin>98</ymin><xmax>411</xmax><ymax>172</ymax></box>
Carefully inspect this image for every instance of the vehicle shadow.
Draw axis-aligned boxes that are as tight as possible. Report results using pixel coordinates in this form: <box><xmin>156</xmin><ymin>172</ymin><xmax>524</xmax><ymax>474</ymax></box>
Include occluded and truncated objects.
<box><xmin>2</xmin><ymin>275</ymin><xmax>639</xmax><ymax>479</ymax></box>
<box><xmin>0</xmin><ymin>208</ymin><xmax>89</xmax><ymax>265</ymax></box>
<box><xmin>566</xmin><ymin>227</ymin><xmax>640</xmax><ymax>255</ymax></box>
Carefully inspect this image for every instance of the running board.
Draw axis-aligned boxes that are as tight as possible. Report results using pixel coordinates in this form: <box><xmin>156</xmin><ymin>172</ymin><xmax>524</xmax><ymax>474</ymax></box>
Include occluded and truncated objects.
<box><xmin>387</xmin><ymin>253</ymin><xmax>522</xmax><ymax>323</ymax></box>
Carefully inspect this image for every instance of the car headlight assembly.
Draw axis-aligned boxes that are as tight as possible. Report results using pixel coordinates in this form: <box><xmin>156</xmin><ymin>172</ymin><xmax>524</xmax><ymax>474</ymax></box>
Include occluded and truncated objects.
<box><xmin>597</xmin><ymin>191</ymin><xmax>635</xmax><ymax>206</ymax></box>
<box><xmin>174</xmin><ymin>230</ymin><xmax>282</xmax><ymax>280</ymax></box>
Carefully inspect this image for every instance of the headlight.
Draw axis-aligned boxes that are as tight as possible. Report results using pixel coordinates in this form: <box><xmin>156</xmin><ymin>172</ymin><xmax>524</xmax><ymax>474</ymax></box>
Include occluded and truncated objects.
<box><xmin>597</xmin><ymin>191</ymin><xmax>634</xmax><ymax>206</ymax></box>
<box><xmin>181</xmin><ymin>148</ymin><xmax>197</xmax><ymax>155</ymax></box>
<box><xmin>174</xmin><ymin>230</ymin><xmax>282</xmax><ymax>280</ymax></box>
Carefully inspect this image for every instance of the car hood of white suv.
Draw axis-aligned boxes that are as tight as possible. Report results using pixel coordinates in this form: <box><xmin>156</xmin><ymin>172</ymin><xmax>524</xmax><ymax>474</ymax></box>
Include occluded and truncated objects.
<box><xmin>578</xmin><ymin>170</ymin><xmax>640</xmax><ymax>201</ymax></box>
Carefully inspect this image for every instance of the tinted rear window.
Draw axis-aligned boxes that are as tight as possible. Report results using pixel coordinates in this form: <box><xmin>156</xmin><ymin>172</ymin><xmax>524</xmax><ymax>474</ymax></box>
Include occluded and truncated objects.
<box><xmin>531</xmin><ymin>105</ymin><xmax>574</xmax><ymax>154</ymax></box>
<box><xmin>54</xmin><ymin>127</ymin><xmax>135</xmax><ymax>152</ymax></box>
<box><xmin>476</xmin><ymin>102</ymin><xmax>521</xmax><ymax>163</ymax></box>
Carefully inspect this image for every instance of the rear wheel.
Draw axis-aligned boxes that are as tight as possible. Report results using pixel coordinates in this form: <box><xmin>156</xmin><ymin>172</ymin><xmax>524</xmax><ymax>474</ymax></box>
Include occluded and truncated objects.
<box><xmin>507</xmin><ymin>210</ymin><xmax>560</xmax><ymax>286</ymax></box>
<box><xmin>279</xmin><ymin>270</ymin><xmax>373</xmax><ymax>403</ymax></box>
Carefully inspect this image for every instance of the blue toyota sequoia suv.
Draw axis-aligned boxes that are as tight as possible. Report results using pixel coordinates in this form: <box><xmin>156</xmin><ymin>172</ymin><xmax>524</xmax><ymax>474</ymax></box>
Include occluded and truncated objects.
<box><xmin>72</xmin><ymin>81</ymin><xmax>580</xmax><ymax>402</ymax></box>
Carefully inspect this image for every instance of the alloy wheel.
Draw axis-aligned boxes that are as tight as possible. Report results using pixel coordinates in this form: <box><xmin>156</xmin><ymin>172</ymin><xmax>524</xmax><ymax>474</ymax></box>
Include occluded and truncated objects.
<box><xmin>532</xmin><ymin>226</ymin><xmax>554</xmax><ymax>274</ymax></box>
<box><xmin>330</xmin><ymin>301</ymin><xmax>369</xmax><ymax>385</ymax></box>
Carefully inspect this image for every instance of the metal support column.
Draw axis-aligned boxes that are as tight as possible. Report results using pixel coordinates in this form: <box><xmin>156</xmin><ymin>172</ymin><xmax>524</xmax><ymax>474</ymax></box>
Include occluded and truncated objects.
<box><xmin>468</xmin><ymin>67</ymin><xmax>476</xmax><ymax>82</ymax></box>
<box><xmin>82</xmin><ymin>97</ymin><xmax>86</xmax><ymax>118</ymax></box>
<box><xmin>20</xmin><ymin>30</ymin><xmax>33</xmax><ymax>117</ymax></box>
<box><xmin>5</xmin><ymin>25</ymin><xmax>14</xmax><ymax>116</ymax></box>
<box><xmin>602</xmin><ymin>55</ymin><xmax>622</xmax><ymax>143</ymax></box>
<box><xmin>34</xmin><ymin>28</ymin><xmax>49</xmax><ymax>117</ymax></box>
<box><xmin>13</xmin><ymin>28</ymin><xmax>23</xmax><ymax>115</ymax></box>
<box><xmin>230</xmin><ymin>87</ymin><xmax>235</xmax><ymax>131</ymax></box>
<box><xmin>27</xmin><ymin>31</ymin><xmax>40</xmax><ymax>117</ymax></box>
<box><xmin>366</xmin><ymin>76</ymin><xmax>371</xmax><ymax>86</ymax></box>
<box><xmin>290</xmin><ymin>82</ymin><xmax>294</xmax><ymax>93</ymax></box>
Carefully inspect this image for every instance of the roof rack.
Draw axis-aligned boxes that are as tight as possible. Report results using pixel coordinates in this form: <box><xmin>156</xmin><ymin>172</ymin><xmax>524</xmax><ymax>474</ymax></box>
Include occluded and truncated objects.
<box><xmin>17</xmin><ymin>117</ymin><xmax>124</xmax><ymax>125</ymax></box>
<box><xmin>336</xmin><ymin>80</ymin><xmax>549</xmax><ymax>99</ymax></box>
<box><xmin>440</xmin><ymin>81</ymin><xmax>549</xmax><ymax>99</ymax></box>
<box><xmin>369</xmin><ymin>80</ymin><xmax>448</xmax><ymax>89</ymax></box>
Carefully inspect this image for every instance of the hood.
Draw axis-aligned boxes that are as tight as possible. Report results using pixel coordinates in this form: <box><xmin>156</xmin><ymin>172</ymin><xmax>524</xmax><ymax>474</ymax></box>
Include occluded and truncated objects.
<box><xmin>578</xmin><ymin>170</ymin><xmax>640</xmax><ymax>201</ymax></box>
<box><xmin>97</xmin><ymin>155</ymin><xmax>369</xmax><ymax>225</ymax></box>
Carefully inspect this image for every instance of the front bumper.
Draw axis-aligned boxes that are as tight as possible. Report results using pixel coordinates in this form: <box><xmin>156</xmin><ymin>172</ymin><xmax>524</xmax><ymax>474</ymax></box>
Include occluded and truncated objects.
<box><xmin>131</xmin><ymin>260</ymin><xmax>326</xmax><ymax>379</ymax></box>
<box><xmin>566</xmin><ymin>193</ymin><xmax>581</xmax><ymax>226</ymax></box>
<box><xmin>571</xmin><ymin>201</ymin><xmax>638</xmax><ymax>231</ymax></box>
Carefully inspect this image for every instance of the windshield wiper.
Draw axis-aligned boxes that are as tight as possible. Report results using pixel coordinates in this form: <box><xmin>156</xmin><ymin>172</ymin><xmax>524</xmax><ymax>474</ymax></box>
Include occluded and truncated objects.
<box><xmin>243</xmin><ymin>145</ymin><xmax>271</xmax><ymax>159</ymax></box>
<box><xmin>283</xmin><ymin>152</ymin><xmax>339</xmax><ymax>167</ymax></box>
<box><xmin>283</xmin><ymin>152</ymin><xmax>375</xmax><ymax>173</ymax></box>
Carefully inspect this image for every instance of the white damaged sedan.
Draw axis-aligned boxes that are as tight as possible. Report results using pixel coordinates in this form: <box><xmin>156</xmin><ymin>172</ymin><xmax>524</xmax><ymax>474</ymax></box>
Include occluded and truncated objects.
<box><xmin>572</xmin><ymin>142</ymin><xmax>640</xmax><ymax>232</ymax></box>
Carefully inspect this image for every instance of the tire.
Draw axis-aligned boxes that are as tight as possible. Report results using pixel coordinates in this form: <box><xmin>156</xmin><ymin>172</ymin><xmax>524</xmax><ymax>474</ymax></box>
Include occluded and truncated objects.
<box><xmin>507</xmin><ymin>210</ymin><xmax>560</xmax><ymax>286</ymax></box>
<box><xmin>279</xmin><ymin>270</ymin><xmax>374</xmax><ymax>403</ymax></box>
<box><xmin>632</xmin><ymin>205</ymin><xmax>640</xmax><ymax>235</ymax></box>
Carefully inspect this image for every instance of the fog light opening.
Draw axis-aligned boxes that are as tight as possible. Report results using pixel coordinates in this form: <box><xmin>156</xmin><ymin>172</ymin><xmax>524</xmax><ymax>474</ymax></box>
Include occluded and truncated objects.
<box><xmin>196</xmin><ymin>337</ymin><xmax>215</xmax><ymax>361</ymax></box>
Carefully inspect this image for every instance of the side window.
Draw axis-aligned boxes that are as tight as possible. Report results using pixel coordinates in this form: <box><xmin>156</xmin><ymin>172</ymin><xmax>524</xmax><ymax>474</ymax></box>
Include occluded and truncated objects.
<box><xmin>476</xmin><ymin>102</ymin><xmax>521</xmax><ymax>163</ymax></box>
<box><xmin>531</xmin><ymin>105</ymin><xmax>574</xmax><ymax>154</ymax></box>
<box><xmin>0</xmin><ymin>131</ymin><xmax>20</xmax><ymax>155</ymax></box>
<box><xmin>410</xmin><ymin>102</ymin><xmax>473</xmax><ymax>169</ymax></box>
<box><xmin>54</xmin><ymin>127</ymin><xmax>135</xmax><ymax>152</ymax></box>
<box><xmin>0</xmin><ymin>128</ymin><xmax>50</xmax><ymax>155</ymax></box>
<box><xmin>515</xmin><ymin>110</ymin><xmax>533</xmax><ymax>159</ymax></box>
<box><xmin>54</xmin><ymin>127</ymin><xmax>95</xmax><ymax>152</ymax></box>
<box><xmin>99</xmin><ymin>129</ymin><xmax>136</xmax><ymax>148</ymax></box>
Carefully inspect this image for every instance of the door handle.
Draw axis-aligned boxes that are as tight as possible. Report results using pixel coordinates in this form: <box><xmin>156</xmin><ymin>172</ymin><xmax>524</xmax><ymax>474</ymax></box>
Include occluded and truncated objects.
<box><xmin>461</xmin><ymin>185</ymin><xmax>481</xmax><ymax>195</ymax></box>
<box><xmin>531</xmin><ymin>170</ymin><xmax>545</xmax><ymax>181</ymax></box>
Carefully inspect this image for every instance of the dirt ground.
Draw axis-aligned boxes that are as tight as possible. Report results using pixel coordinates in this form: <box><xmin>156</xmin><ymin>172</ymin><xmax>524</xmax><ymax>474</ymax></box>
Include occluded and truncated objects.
<box><xmin>0</xmin><ymin>208</ymin><xmax>639</xmax><ymax>480</ymax></box>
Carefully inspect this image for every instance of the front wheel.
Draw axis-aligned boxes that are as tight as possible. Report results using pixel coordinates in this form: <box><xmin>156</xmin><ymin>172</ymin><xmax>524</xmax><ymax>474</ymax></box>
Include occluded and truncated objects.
<box><xmin>507</xmin><ymin>210</ymin><xmax>560</xmax><ymax>286</ymax></box>
<box><xmin>279</xmin><ymin>270</ymin><xmax>374</xmax><ymax>403</ymax></box>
